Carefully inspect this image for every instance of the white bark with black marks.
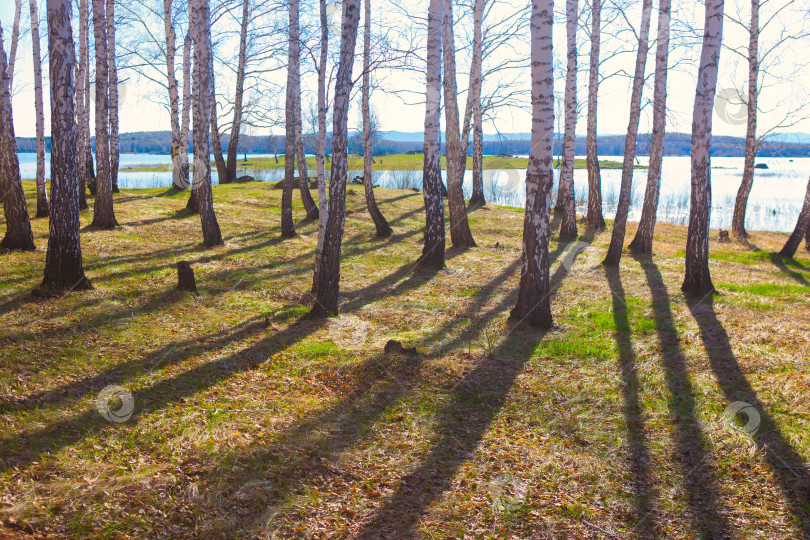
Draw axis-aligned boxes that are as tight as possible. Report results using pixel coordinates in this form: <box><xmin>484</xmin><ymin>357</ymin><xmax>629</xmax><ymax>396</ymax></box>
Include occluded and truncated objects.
<box><xmin>165</xmin><ymin>0</ymin><xmax>184</xmax><ymax>190</ymax></box>
<box><xmin>0</xmin><ymin>20</ymin><xmax>35</xmax><ymax>252</ymax></box>
<box><xmin>779</xmin><ymin>176</ymin><xmax>810</xmax><ymax>258</ymax></box>
<box><xmin>603</xmin><ymin>0</ymin><xmax>652</xmax><ymax>266</ymax></box>
<box><xmin>585</xmin><ymin>0</ymin><xmax>604</xmax><ymax>231</ymax></box>
<box><xmin>225</xmin><ymin>0</ymin><xmax>249</xmax><ymax>185</ymax></box>
<box><xmin>557</xmin><ymin>0</ymin><xmax>578</xmax><ymax>239</ymax></box>
<box><xmin>313</xmin><ymin>0</ymin><xmax>329</xmax><ymax>291</ymax></box>
<box><xmin>106</xmin><ymin>0</ymin><xmax>120</xmax><ymax>193</ymax></box>
<box><xmin>362</xmin><ymin>0</ymin><xmax>391</xmax><ymax>237</ymax></box>
<box><xmin>442</xmin><ymin>0</ymin><xmax>475</xmax><ymax>249</ymax></box>
<box><xmin>190</xmin><ymin>0</ymin><xmax>223</xmax><ymax>247</ymax></box>
<box><xmin>683</xmin><ymin>0</ymin><xmax>724</xmax><ymax>297</ymax></box>
<box><xmin>310</xmin><ymin>0</ymin><xmax>362</xmax><ymax>317</ymax></box>
<box><xmin>731</xmin><ymin>0</ymin><xmax>759</xmax><ymax>239</ymax></box>
<box><xmin>468</xmin><ymin>0</ymin><xmax>485</xmax><ymax>208</ymax></box>
<box><xmin>29</xmin><ymin>0</ymin><xmax>49</xmax><ymax>217</ymax></box>
<box><xmin>629</xmin><ymin>0</ymin><xmax>671</xmax><ymax>253</ymax></box>
<box><xmin>509</xmin><ymin>0</ymin><xmax>554</xmax><ymax>329</ymax></box>
<box><xmin>90</xmin><ymin>0</ymin><xmax>117</xmax><ymax>228</ymax></box>
<box><xmin>281</xmin><ymin>0</ymin><xmax>299</xmax><ymax>237</ymax></box>
<box><xmin>7</xmin><ymin>0</ymin><xmax>22</xmax><ymax>90</ymax></box>
<box><xmin>418</xmin><ymin>0</ymin><xmax>445</xmax><ymax>269</ymax></box>
<box><xmin>76</xmin><ymin>0</ymin><xmax>90</xmax><ymax>210</ymax></box>
<box><xmin>39</xmin><ymin>0</ymin><xmax>91</xmax><ymax>293</ymax></box>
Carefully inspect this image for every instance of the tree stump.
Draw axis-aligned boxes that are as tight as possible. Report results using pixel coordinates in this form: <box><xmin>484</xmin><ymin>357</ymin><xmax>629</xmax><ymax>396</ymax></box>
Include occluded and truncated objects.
<box><xmin>718</xmin><ymin>230</ymin><xmax>730</xmax><ymax>243</ymax></box>
<box><xmin>177</xmin><ymin>261</ymin><xmax>197</xmax><ymax>293</ymax></box>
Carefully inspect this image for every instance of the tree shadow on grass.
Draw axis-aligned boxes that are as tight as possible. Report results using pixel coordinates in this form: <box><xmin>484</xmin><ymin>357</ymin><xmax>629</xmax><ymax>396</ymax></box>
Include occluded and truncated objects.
<box><xmin>738</xmin><ymin>239</ymin><xmax>810</xmax><ymax>286</ymax></box>
<box><xmin>637</xmin><ymin>256</ymin><xmax>731</xmax><ymax>539</ymax></box>
<box><xmin>686</xmin><ymin>294</ymin><xmax>810</xmax><ymax>538</ymax></box>
<box><xmin>604</xmin><ymin>266</ymin><xmax>661</xmax><ymax>539</ymax></box>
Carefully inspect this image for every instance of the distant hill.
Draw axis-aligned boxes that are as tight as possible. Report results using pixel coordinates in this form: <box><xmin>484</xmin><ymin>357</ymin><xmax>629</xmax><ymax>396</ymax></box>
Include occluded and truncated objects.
<box><xmin>15</xmin><ymin>130</ymin><xmax>810</xmax><ymax>158</ymax></box>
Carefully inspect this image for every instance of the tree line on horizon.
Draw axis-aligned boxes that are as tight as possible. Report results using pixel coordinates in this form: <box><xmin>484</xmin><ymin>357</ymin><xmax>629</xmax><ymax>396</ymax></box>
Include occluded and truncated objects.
<box><xmin>14</xmin><ymin>130</ymin><xmax>810</xmax><ymax>158</ymax></box>
<box><xmin>1</xmin><ymin>0</ymin><xmax>809</xmax><ymax>328</ymax></box>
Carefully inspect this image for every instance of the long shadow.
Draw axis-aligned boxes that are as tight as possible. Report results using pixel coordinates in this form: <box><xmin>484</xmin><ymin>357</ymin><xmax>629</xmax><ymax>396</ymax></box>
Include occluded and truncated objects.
<box><xmin>686</xmin><ymin>295</ymin><xmax>810</xmax><ymax>538</ymax></box>
<box><xmin>604</xmin><ymin>267</ymin><xmax>660</xmax><ymax>538</ymax></box>
<box><xmin>638</xmin><ymin>256</ymin><xmax>731</xmax><ymax>539</ymax></box>
<box><xmin>739</xmin><ymin>239</ymin><xmax>810</xmax><ymax>286</ymax></box>
<box><xmin>355</xmin><ymin>237</ymin><xmax>589</xmax><ymax>538</ymax></box>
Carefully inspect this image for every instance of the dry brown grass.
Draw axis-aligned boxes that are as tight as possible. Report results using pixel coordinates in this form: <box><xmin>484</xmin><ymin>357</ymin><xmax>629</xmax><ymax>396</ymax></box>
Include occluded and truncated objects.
<box><xmin>0</xmin><ymin>180</ymin><xmax>808</xmax><ymax>538</ymax></box>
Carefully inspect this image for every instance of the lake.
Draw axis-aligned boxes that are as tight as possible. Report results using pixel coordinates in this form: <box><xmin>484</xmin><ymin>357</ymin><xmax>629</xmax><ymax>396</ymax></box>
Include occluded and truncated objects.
<box><xmin>17</xmin><ymin>152</ymin><xmax>810</xmax><ymax>233</ymax></box>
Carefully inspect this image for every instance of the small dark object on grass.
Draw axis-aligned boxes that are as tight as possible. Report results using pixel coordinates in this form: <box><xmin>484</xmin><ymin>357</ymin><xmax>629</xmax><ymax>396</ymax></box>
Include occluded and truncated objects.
<box><xmin>410</xmin><ymin>187</ymin><xmax>419</xmax><ymax>193</ymax></box>
<box><xmin>718</xmin><ymin>230</ymin><xmax>730</xmax><ymax>243</ymax></box>
<box><xmin>234</xmin><ymin>175</ymin><xmax>255</xmax><ymax>183</ymax></box>
<box><xmin>177</xmin><ymin>261</ymin><xmax>197</xmax><ymax>293</ymax></box>
<box><xmin>351</xmin><ymin>176</ymin><xmax>364</xmax><ymax>185</ymax></box>
<box><xmin>384</xmin><ymin>340</ymin><xmax>417</xmax><ymax>355</ymax></box>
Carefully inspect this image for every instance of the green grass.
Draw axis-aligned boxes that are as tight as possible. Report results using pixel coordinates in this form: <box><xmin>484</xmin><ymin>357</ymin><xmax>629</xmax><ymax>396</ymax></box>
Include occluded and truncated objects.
<box><xmin>0</xmin><ymin>179</ymin><xmax>808</xmax><ymax>538</ymax></box>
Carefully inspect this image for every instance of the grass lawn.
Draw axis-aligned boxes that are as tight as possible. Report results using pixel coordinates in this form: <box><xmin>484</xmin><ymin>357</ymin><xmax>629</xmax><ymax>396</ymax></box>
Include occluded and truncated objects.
<box><xmin>1</xmin><ymin>179</ymin><xmax>809</xmax><ymax>538</ymax></box>
<box><xmin>121</xmin><ymin>154</ymin><xmax>639</xmax><ymax>173</ymax></box>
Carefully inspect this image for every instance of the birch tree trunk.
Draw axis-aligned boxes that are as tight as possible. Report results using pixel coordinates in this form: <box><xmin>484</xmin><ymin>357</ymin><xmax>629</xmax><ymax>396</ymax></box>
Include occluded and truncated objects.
<box><xmin>313</xmin><ymin>0</ymin><xmax>329</xmax><ymax>290</ymax></box>
<box><xmin>7</xmin><ymin>0</ymin><xmax>22</xmax><ymax>90</ymax></box>
<box><xmin>805</xmin><ymin>222</ymin><xmax>810</xmax><ymax>253</ymax></box>
<box><xmin>179</xmin><ymin>29</ymin><xmax>192</xmax><ymax>187</ymax></box>
<box><xmin>39</xmin><ymin>0</ymin><xmax>91</xmax><ymax>293</ymax></box>
<box><xmin>731</xmin><ymin>0</ymin><xmax>758</xmax><ymax>240</ymax></box>
<box><xmin>509</xmin><ymin>0</ymin><xmax>554</xmax><ymax>329</ymax></box>
<box><xmin>310</xmin><ymin>0</ymin><xmax>361</xmax><ymax>317</ymax></box>
<box><xmin>295</xmin><ymin>67</ymin><xmax>318</xmax><ymax>219</ymax></box>
<box><xmin>185</xmin><ymin>2</ymin><xmax>201</xmax><ymax>213</ymax></box>
<box><xmin>602</xmin><ymin>0</ymin><xmax>652</xmax><ymax>266</ymax></box>
<box><xmin>292</xmin><ymin>1</ymin><xmax>318</xmax><ymax>220</ymax></box>
<box><xmin>0</xmin><ymin>21</ymin><xmax>35</xmax><ymax>252</ymax></box>
<box><xmin>418</xmin><ymin>0</ymin><xmax>446</xmax><ymax>269</ymax></box>
<box><xmin>164</xmin><ymin>0</ymin><xmax>184</xmax><ymax>190</ymax></box>
<box><xmin>225</xmin><ymin>0</ymin><xmax>249</xmax><ymax>185</ymax></box>
<box><xmin>77</xmin><ymin>0</ymin><xmax>89</xmax><ymax>209</ymax></box>
<box><xmin>191</xmin><ymin>0</ymin><xmax>223</xmax><ymax>247</ymax></box>
<box><xmin>468</xmin><ymin>0</ymin><xmax>485</xmax><ymax>208</ymax></box>
<box><xmin>106</xmin><ymin>0</ymin><xmax>120</xmax><ymax>193</ymax></box>
<box><xmin>442</xmin><ymin>0</ymin><xmax>474</xmax><ymax>248</ymax></box>
<box><xmin>628</xmin><ymin>0</ymin><xmax>671</xmax><ymax>253</ymax></box>
<box><xmin>29</xmin><ymin>0</ymin><xmax>49</xmax><ymax>218</ymax></box>
<box><xmin>558</xmin><ymin>0</ymin><xmax>578</xmax><ymax>239</ymax></box>
<box><xmin>280</xmin><ymin>0</ymin><xmax>298</xmax><ymax>238</ymax></box>
<box><xmin>778</xmin><ymin>176</ymin><xmax>810</xmax><ymax>258</ymax></box>
<box><xmin>682</xmin><ymin>0</ymin><xmax>723</xmax><ymax>297</ymax></box>
<box><xmin>585</xmin><ymin>0</ymin><xmax>604</xmax><ymax>230</ymax></box>
<box><xmin>362</xmin><ymin>0</ymin><xmax>391</xmax><ymax>237</ymax></box>
<box><xmin>90</xmin><ymin>0</ymin><xmax>118</xmax><ymax>229</ymax></box>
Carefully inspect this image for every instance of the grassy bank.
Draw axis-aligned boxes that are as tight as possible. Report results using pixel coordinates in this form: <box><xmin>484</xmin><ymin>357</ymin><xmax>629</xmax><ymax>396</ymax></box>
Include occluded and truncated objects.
<box><xmin>1</xmin><ymin>180</ymin><xmax>809</xmax><ymax>538</ymax></box>
<box><xmin>121</xmin><ymin>154</ymin><xmax>638</xmax><ymax>173</ymax></box>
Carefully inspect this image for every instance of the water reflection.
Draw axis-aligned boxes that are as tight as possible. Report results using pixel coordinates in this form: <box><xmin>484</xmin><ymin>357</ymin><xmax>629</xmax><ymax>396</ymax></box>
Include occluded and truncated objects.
<box><xmin>17</xmin><ymin>153</ymin><xmax>809</xmax><ymax>233</ymax></box>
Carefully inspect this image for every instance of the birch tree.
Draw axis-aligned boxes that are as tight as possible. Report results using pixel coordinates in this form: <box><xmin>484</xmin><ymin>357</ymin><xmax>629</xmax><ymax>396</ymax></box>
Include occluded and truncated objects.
<box><xmin>164</xmin><ymin>0</ymin><xmax>189</xmax><ymax>190</ymax></box>
<box><xmin>312</xmin><ymin>0</ymin><xmax>329</xmax><ymax>290</ymax></box>
<box><xmin>77</xmin><ymin>0</ymin><xmax>90</xmax><ymax>209</ymax></box>
<box><xmin>90</xmin><ymin>0</ymin><xmax>118</xmax><ymax>229</ymax></box>
<box><xmin>602</xmin><ymin>0</ymin><xmax>652</xmax><ymax>266</ymax></box>
<box><xmin>418</xmin><ymin>0</ymin><xmax>446</xmax><ymax>269</ymax></box>
<box><xmin>191</xmin><ymin>0</ymin><xmax>223</xmax><ymax>247</ymax></box>
<box><xmin>310</xmin><ymin>0</ymin><xmax>362</xmax><ymax>317</ymax></box>
<box><xmin>29</xmin><ymin>0</ymin><xmax>49</xmax><ymax>217</ymax></box>
<box><xmin>295</xmin><ymin>58</ymin><xmax>318</xmax><ymax>220</ymax></box>
<box><xmin>7</xmin><ymin>0</ymin><xmax>22</xmax><ymax>90</ymax></box>
<box><xmin>585</xmin><ymin>0</ymin><xmax>604</xmax><ymax>230</ymax></box>
<box><xmin>0</xmin><ymin>21</ymin><xmax>35</xmax><ymax>252</ymax></box>
<box><xmin>224</xmin><ymin>0</ymin><xmax>249</xmax><ymax>185</ymax></box>
<box><xmin>628</xmin><ymin>0</ymin><xmax>671</xmax><ymax>253</ymax></box>
<box><xmin>362</xmin><ymin>0</ymin><xmax>392</xmax><ymax>237</ymax></box>
<box><xmin>38</xmin><ymin>0</ymin><xmax>91</xmax><ymax>294</ymax></box>
<box><xmin>467</xmin><ymin>0</ymin><xmax>485</xmax><ymax>208</ymax></box>
<box><xmin>280</xmin><ymin>0</ymin><xmax>299</xmax><ymax>238</ymax></box>
<box><xmin>557</xmin><ymin>0</ymin><xmax>578</xmax><ymax>239</ymax></box>
<box><xmin>442</xmin><ymin>0</ymin><xmax>475</xmax><ymax>249</ymax></box>
<box><xmin>510</xmin><ymin>0</ymin><xmax>554</xmax><ymax>329</ymax></box>
<box><xmin>106</xmin><ymin>0</ymin><xmax>120</xmax><ymax>193</ymax></box>
<box><xmin>778</xmin><ymin>176</ymin><xmax>810</xmax><ymax>258</ymax></box>
<box><xmin>682</xmin><ymin>0</ymin><xmax>724</xmax><ymax>297</ymax></box>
